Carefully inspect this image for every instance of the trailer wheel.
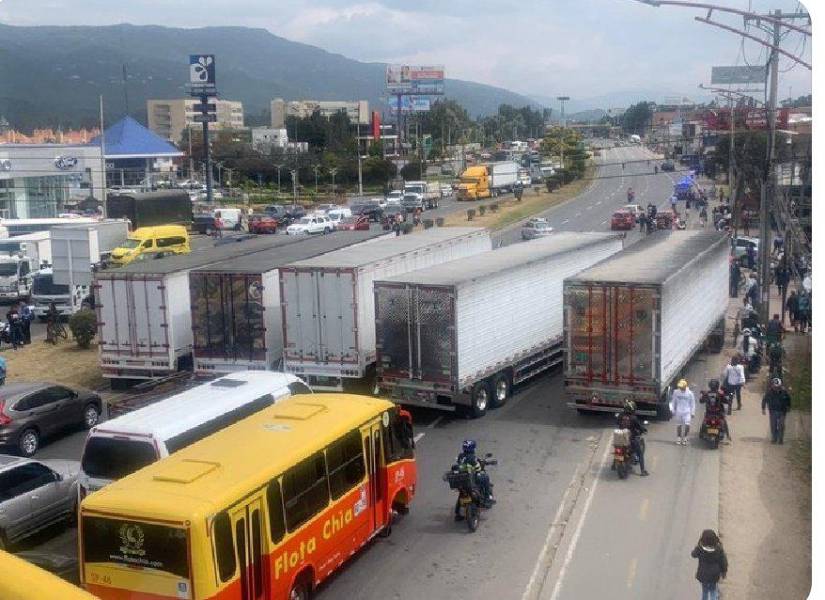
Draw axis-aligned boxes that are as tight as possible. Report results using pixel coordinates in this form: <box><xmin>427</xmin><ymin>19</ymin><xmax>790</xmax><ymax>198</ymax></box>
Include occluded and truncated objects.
<box><xmin>491</xmin><ymin>373</ymin><xmax>510</xmax><ymax>408</ymax></box>
<box><xmin>470</xmin><ymin>381</ymin><xmax>491</xmax><ymax>418</ymax></box>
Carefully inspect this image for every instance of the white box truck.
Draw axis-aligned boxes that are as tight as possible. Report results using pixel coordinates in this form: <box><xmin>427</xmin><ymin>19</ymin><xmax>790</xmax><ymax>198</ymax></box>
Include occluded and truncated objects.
<box><xmin>0</xmin><ymin>231</ymin><xmax>52</xmax><ymax>268</ymax></box>
<box><xmin>375</xmin><ymin>233</ymin><xmax>623</xmax><ymax>417</ymax></box>
<box><xmin>280</xmin><ymin>227</ymin><xmax>492</xmax><ymax>390</ymax></box>
<box><xmin>96</xmin><ymin>234</ymin><xmax>309</xmax><ymax>382</ymax></box>
<box><xmin>190</xmin><ymin>230</ymin><xmax>387</xmax><ymax>375</ymax></box>
<box><xmin>564</xmin><ymin>230</ymin><xmax>729</xmax><ymax>417</ymax></box>
<box><xmin>488</xmin><ymin>161</ymin><xmax>519</xmax><ymax>196</ymax></box>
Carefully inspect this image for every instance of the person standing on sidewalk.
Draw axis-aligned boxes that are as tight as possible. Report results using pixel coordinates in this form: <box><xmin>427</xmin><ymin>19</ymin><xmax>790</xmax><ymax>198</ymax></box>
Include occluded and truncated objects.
<box><xmin>723</xmin><ymin>356</ymin><xmax>746</xmax><ymax>413</ymax></box>
<box><xmin>691</xmin><ymin>529</ymin><xmax>728</xmax><ymax>600</ymax></box>
<box><xmin>762</xmin><ymin>377</ymin><xmax>791</xmax><ymax>444</ymax></box>
<box><xmin>671</xmin><ymin>379</ymin><xmax>696</xmax><ymax>445</ymax></box>
<box><xmin>729</xmin><ymin>260</ymin><xmax>741</xmax><ymax>298</ymax></box>
<box><xmin>797</xmin><ymin>290</ymin><xmax>811</xmax><ymax>333</ymax></box>
<box><xmin>786</xmin><ymin>290</ymin><xmax>800</xmax><ymax>331</ymax></box>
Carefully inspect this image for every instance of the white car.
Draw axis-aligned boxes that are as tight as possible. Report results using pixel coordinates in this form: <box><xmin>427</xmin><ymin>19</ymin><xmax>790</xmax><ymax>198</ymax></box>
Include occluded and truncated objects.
<box><xmin>623</xmin><ymin>204</ymin><xmax>644</xmax><ymax>218</ymax></box>
<box><xmin>440</xmin><ymin>184</ymin><xmax>453</xmax><ymax>198</ymax></box>
<box><xmin>386</xmin><ymin>190</ymin><xmax>404</xmax><ymax>205</ymax></box>
<box><xmin>286</xmin><ymin>215</ymin><xmax>333</xmax><ymax>235</ymax></box>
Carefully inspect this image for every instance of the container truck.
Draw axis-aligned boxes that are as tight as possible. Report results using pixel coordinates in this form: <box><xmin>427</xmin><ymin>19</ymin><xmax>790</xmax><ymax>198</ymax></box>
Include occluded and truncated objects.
<box><xmin>375</xmin><ymin>233</ymin><xmax>623</xmax><ymax>417</ymax></box>
<box><xmin>280</xmin><ymin>227</ymin><xmax>492</xmax><ymax>390</ymax></box>
<box><xmin>106</xmin><ymin>190</ymin><xmax>193</xmax><ymax>229</ymax></box>
<box><xmin>563</xmin><ymin>230</ymin><xmax>729</xmax><ymax>418</ymax></box>
<box><xmin>95</xmin><ymin>234</ymin><xmax>309</xmax><ymax>383</ymax></box>
<box><xmin>190</xmin><ymin>230</ymin><xmax>386</xmax><ymax>375</ymax></box>
<box><xmin>0</xmin><ymin>254</ymin><xmax>35</xmax><ymax>301</ymax></box>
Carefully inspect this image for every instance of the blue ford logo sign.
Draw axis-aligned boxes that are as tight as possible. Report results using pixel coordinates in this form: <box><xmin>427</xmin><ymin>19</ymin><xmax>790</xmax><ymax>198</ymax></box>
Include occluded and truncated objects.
<box><xmin>54</xmin><ymin>155</ymin><xmax>78</xmax><ymax>170</ymax></box>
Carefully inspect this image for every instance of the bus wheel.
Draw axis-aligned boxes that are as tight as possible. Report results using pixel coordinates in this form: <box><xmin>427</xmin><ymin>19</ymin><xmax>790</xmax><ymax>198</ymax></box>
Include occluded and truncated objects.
<box><xmin>289</xmin><ymin>577</ymin><xmax>312</xmax><ymax>600</ymax></box>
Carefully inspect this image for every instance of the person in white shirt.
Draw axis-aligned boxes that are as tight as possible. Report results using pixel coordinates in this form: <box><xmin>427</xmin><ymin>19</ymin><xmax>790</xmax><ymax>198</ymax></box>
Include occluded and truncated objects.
<box><xmin>722</xmin><ymin>355</ymin><xmax>747</xmax><ymax>412</ymax></box>
<box><xmin>670</xmin><ymin>379</ymin><xmax>696</xmax><ymax>445</ymax></box>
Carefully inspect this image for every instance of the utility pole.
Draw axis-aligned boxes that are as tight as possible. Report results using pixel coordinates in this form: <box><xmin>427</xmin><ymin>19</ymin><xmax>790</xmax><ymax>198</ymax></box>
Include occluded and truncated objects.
<box><xmin>330</xmin><ymin>168</ymin><xmax>338</xmax><ymax>198</ymax></box>
<box><xmin>188</xmin><ymin>126</ymin><xmax>195</xmax><ymax>181</ymax></box>
<box><xmin>291</xmin><ymin>169</ymin><xmax>298</xmax><ymax>204</ymax></box>
<box><xmin>274</xmin><ymin>164</ymin><xmax>283</xmax><ymax>196</ymax></box>
<box><xmin>557</xmin><ymin>96</ymin><xmax>570</xmax><ymax>169</ymax></box>
<box><xmin>357</xmin><ymin>123</ymin><xmax>363</xmax><ymax>196</ymax></box>
<box><xmin>98</xmin><ymin>95</ymin><xmax>108</xmax><ymax>218</ymax></box>
<box><xmin>313</xmin><ymin>165</ymin><xmax>320</xmax><ymax>194</ymax></box>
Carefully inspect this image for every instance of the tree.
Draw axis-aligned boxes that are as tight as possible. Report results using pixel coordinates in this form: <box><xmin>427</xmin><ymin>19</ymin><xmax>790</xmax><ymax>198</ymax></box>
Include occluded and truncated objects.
<box><xmin>622</xmin><ymin>101</ymin><xmax>654</xmax><ymax>136</ymax></box>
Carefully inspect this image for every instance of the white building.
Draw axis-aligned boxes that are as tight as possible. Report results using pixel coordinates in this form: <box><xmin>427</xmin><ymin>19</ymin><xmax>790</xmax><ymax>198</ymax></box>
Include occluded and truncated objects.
<box><xmin>147</xmin><ymin>99</ymin><xmax>245</xmax><ymax>143</ymax></box>
<box><xmin>0</xmin><ymin>144</ymin><xmax>104</xmax><ymax>218</ymax></box>
<box><xmin>251</xmin><ymin>128</ymin><xmax>289</xmax><ymax>153</ymax></box>
<box><xmin>271</xmin><ymin>98</ymin><xmax>369</xmax><ymax>128</ymax></box>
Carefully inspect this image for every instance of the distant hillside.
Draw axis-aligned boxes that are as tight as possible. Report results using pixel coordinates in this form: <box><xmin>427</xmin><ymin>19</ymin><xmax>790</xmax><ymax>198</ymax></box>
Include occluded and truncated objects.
<box><xmin>0</xmin><ymin>23</ymin><xmax>542</xmax><ymax>132</ymax></box>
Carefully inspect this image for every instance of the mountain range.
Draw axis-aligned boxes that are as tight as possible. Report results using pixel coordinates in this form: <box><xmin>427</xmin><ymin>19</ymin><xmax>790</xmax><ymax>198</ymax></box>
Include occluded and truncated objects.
<box><xmin>0</xmin><ymin>23</ymin><xmax>542</xmax><ymax>132</ymax></box>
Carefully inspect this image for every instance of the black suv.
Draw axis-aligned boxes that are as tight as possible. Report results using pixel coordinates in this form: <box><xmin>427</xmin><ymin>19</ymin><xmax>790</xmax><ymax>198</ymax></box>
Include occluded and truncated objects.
<box><xmin>350</xmin><ymin>200</ymin><xmax>384</xmax><ymax>222</ymax></box>
<box><xmin>265</xmin><ymin>204</ymin><xmax>305</xmax><ymax>226</ymax></box>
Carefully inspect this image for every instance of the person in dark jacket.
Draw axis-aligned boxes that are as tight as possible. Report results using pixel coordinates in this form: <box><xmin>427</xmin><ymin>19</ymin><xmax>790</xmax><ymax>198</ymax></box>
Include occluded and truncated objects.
<box><xmin>786</xmin><ymin>290</ymin><xmax>800</xmax><ymax>331</ymax></box>
<box><xmin>762</xmin><ymin>377</ymin><xmax>792</xmax><ymax>444</ymax></box>
<box><xmin>691</xmin><ymin>529</ymin><xmax>728</xmax><ymax>600</ymax></box>
<box><xmin>729</xmin><ymin>260</ymin><xmax>741</xmax><ymax>298</ymax></box>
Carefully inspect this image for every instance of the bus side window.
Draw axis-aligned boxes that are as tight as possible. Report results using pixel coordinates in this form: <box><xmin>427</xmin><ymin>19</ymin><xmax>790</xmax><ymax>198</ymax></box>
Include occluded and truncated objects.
<box><xmin>266</xmin><ymin>479</ymin><xmax>286</xmax><ymax>543</ymax></box>
<box><xmin>385</xmin><ymin>409</ymin><xmax>415</xmax><ymax>464</ymax></box>
<box><xmin>213</xmin><ymin>511</ymin><xmax>236</xmax><ymax>583</ymax></box>
<box><xmin>326</xmin><ymin>430</ymin><xmax>366</xmax><ymax>500</ymax></box>
<box><xmin>283</xmin><ymin>452</ymin><xmax>329</xmax><ymax>532</ymax></box>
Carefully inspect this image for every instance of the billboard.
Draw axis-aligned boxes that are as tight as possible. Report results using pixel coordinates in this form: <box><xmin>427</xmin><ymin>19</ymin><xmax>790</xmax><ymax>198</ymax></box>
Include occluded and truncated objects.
<box><xmin>702</xmin><ymin>107</ymin><xmax>789</xmax><ymax>130</ymax></box>
<box><xmin>189</xmin><ymin>54</ymin><xmax>217</xmax><ymax>96</ymax></box>
<box><xmin>386</xmin><ymin>65</ymin><xmax>445</xmax><ymax>95</ymax></box>
<box><xmin>388</xmin><ymin>96</ymin><xmax>431</xmax><ymax>113</ymax></box>
<box><xmin>711</xmin><ymin>66</ymin><xmax>766</xmax><ymax>85</ymax></box>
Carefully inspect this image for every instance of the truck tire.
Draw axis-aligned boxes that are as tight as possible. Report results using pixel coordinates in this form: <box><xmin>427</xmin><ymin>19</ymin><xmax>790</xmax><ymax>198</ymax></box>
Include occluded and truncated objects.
<box><xmin>470</xmin><ymin>381</ymin><xmax>491</xmax><ymax>418</ymax></box>
<box><xmin>490</xmin><ymin>373</ymin><xmax>510</xmax><ymax>408</ymax></box>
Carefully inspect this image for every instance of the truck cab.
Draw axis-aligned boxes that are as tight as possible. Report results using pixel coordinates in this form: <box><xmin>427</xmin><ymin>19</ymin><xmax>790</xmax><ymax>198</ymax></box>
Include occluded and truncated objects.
<box><xmin>0</xmin><ymin>255</ymin><xmax>34</xmax><ymax>301</ymax></box>
<box><xmin>457</xmin><ymin>166</ymin><xmax>491</xmax><ymax>201</ymax></box>
<box><xmin>30</xmin><ymin>267</ymin><xmax>89</xmax><ymax>319</ymax></box>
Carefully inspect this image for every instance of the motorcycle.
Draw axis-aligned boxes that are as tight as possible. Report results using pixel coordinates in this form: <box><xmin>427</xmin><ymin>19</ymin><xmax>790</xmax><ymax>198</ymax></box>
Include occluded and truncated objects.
<box><xmin>0</xmin><ymin>320</ymin><xmax>10</xmax><ymax>347</ymax></box>
<box><xmin>700</xmin><ymin>412</ymin><xmax>726</xmax><ymax>449</ymax></box>
<box><xmin>611</xmin><ymin>421</ymin><xmax>646</xmax><ymax>479</ymax></box>
<box><xmin>443</xmin><ymin>454</ymin><xmax>497</xmax><ymax>532</ymax></box>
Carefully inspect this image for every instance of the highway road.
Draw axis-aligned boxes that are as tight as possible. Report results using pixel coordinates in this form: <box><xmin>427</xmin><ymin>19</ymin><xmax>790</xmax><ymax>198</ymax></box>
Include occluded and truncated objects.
<box><xmin>313</xmin><ymin>144</ymin><xmax>723</xmax><ymax>600</ymax></box>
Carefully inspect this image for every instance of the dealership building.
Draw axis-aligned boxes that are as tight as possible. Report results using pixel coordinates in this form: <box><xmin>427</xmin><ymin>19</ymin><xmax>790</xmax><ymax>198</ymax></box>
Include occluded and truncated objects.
<box><xmin>0</xmin><ymin>143</ymin><xmax>104</xmax><ymax>219</ymax></box>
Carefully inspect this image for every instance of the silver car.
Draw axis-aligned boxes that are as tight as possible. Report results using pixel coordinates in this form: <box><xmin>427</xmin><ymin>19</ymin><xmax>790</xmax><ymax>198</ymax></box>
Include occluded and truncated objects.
<box><xmin>521</xmin><ymin>218</ymin><xmax>554</xmax><ymax>240</ymax></box>
<box><xmin>0</xmin><ymin>455</ymin><xmax>79</xmax><ymax>550</ymax></box>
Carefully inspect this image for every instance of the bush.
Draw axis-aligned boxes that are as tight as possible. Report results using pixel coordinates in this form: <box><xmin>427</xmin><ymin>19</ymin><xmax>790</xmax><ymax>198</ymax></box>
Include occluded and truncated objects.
<box><xmin>479</xmin><ymin>205</ymin><xmax>487</xmax><ymax>216</ymax></box>
<box><xmin>69</xmin><ymin>309</ymin><xmax>97</xmax><ymax>349</ymax></box>
<box><xmin>423</xmin><ymin>219</ymin><xmax>434</xmax><ymax>229</ymax></box>
<box><xmin>467</xmin><ymin>209</ymin><xmax>476</xmax><ymax>221</ymax></box>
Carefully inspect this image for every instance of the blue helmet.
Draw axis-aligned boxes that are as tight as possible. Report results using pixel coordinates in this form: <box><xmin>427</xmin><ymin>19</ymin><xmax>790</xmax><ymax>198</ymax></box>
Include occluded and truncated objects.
<box><xmin>462</xmin><ymin>440</ymin><xmax>477</xmax><ymax>455</ymax></box>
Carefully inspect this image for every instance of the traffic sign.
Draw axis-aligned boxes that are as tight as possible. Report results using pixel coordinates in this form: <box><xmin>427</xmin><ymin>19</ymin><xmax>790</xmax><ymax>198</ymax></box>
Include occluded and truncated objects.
<box><xmin>192</xmin><ymin>103</ymin><xmax>217</xmax><ymax>112</ymax></box>
<box><xmin>192</xmin><ymin>114</ymin><xmax>217</xmax><ymax>123</ymax></box>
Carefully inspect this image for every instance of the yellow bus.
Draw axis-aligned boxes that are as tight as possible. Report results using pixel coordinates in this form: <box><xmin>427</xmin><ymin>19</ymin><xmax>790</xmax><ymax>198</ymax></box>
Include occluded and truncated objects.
<box><xmin>79</xmin><ymin>394</ymin><xmax>417</xmax><ymax>600</ymax></box>
<box><xmin>0</xmin><ymin>550</ymin><xmax>98</xmax><ymax>600</ymax></box>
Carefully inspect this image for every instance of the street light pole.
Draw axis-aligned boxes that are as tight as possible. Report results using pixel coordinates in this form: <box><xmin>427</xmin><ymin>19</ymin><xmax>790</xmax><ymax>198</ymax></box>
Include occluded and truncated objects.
<box><xmin>274</xmin><ymin>164</ymin><xmax>283</xmax><ymax>197</ymax></box>
<box><xmin>313</xmin><ymin>165</ymin><xmax>320</xmax><ymax>194</ymax></box>
<box><xmin>557</xmin><ymin>96</ymin><xmax>570</xmax><ymax>169</ymax></box>
<box><xmin>291</xmin><ymin>169</ymin><xmax>298</xmax><ymax>204</ymax></box>
<box><xmin>330</xmin><ymin>168</ymin><xmax>338</xmax><ymax>198</ymax></box>
<box><xmin>357</xmin><ymin>124</ymin><xmax>364</xmax><ymax>196</ymax></box>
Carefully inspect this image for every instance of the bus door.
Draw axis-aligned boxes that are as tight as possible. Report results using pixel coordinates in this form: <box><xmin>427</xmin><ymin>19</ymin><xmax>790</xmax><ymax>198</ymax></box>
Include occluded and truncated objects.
<box><xmin>365</xmin><ymin>421</ymin><xmax>387</xmax><ymax>533</ymax></box>
<box><xmin>229</xmin><ymin>495</ymin><xmax>268</xmax><ymax>600</ymax></box>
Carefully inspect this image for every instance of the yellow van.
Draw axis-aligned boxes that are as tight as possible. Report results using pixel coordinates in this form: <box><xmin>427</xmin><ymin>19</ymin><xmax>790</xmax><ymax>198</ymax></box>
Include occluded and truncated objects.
<box><xmin>109</xmin><ymin>225</ymin><xmax>190</xmax><ymax>266</ymax></box>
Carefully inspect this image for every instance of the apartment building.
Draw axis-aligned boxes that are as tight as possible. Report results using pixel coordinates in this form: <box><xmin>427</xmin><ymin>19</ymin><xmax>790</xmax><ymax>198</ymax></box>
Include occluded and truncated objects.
<box><xmin>271</xmin><ymin>98</ymin><xmax>369</xmax><ymax>128</ymax></box>
<box><xmin>147</xmin><ymin>99</ymin><xmax>244</xmax><ymax>144</ymax></box>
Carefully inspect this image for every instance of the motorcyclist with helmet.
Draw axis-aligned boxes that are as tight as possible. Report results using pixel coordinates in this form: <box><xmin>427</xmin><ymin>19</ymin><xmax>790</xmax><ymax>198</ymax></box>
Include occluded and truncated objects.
<box><xmin>453</xmin><ymin>440</ymin><xmax>495</xmax><ymax>520</ymax></box>
<box><xmin>699</xmin><ymin>379</ymin><xmax>732</xmax><ymax>443</ymax></box>
<box><xmin>616</xmin><ymin>400</ymin><xmax>649</xmax><ymax>476</ymax></box>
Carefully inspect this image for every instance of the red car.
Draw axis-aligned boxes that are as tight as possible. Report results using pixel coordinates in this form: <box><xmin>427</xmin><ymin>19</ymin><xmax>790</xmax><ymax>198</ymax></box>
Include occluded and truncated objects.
<box><xmin>249</xmin><ymin>215</ymin><xmax>279</xmax><ymax>234</ymax></box>
<box><xmin>610</xmin><ymin>209</ymin><xmax>635</xmax><ymax>230</ymax></box>
<box><xmin>337</xmin><ymin>214</ymin><xmax>370</xmax><ymax>231</ymax></box>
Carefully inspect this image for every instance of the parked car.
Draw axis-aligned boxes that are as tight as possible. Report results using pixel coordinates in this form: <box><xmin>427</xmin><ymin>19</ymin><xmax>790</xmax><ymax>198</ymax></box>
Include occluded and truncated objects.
<box><xmin>337</xmin><ymin>215</ymin><xmax>370</xmax><ymax>231</ymax></box>
<box><xmin>286</xmin><ymin>215</ymin><xmax>333</xmax><ymax>235</ymax></box>
<box><xmin>350</xmin><ymin>200</ymin><xmax>384</xmax><ymax>222</ymax></box>
<box><xmin>249</xmin><ymin>215</ymin><xmax>279</xmax><ymax>234</ymax></box>
<box><xmin>0</xmin><ymin>455</ymin><xmax>79</xmax><ymax>549</ymax></box>
<box><xmin>327</xmin><ymin>207</ymin><xmax>352</xmax><ymax>229</ymax></box>
<box><xmin>314</xmin><ymin>204</ymin><xmax>337</xmax><ymax>214</ymax></box>
<box><xmin>661</xmin><ymin>160</ymin><xmax>676</xmax><ymax>172</ymax></box>
<box><xmin>610</xmin><ymin>209</ymin><xmax>636</xmax><ymax>230</ymax></box>
<box><xmin>521</xmin><ymin>217</ymin><xmax>554</xmax><ymax>240</ymax></box>
<box><xmin>265</xmin><ymin>204</ymin><xmax>305</xmax><ymax>225</ymax></box>
<box><xmin>0</xmin><ymin>383</ymin><xmax>102</xmax><ymax>457</ymax></box>
<box><xmin>192</xmin><ymin>214</ymin><xmax>216</xmax><ymax>235</ymax></box>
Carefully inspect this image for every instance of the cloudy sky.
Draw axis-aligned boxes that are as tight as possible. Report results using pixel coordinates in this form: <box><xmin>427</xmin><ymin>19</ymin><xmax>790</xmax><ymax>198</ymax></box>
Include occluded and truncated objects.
<box><xmin>0</xmin><ymin>0</ymin><xmax>813</xmax><ymax>105</ymax></box>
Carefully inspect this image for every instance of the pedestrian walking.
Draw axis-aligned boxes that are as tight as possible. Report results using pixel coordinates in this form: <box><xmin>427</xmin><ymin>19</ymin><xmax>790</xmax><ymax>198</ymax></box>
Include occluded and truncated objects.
<box><xmin>670</xmin><ymin>379</ymin><xmax>696</xmax><ymax>445</ymax></box>
<box><xmin>765</xmin><ymin>313</ymin><xmax>784</xmax><ymax>346</ymax></box>
<box><xmin>745</xmin><ymin>243</ymin><xmax>756</xmax><ymax>270</ymax></box>
<box><xmin>786</xmin><ymin>290</ymin><xmax>800</xmax><ymax>331</ymax></box>
<box><xmin>700</xmin><ymin>205</ymin><xmax>708</xmax><ymax>228</ymax></box>
<box><xmin>19</xmin><ymin>301</ymin><xmax>33</xmax><ymax>345</ymax></box>
<box><xmin>742</xmin><ymin>211</ymin><xmax>751</xmax><ymax>236</ymax></box>
<box><xmin>797</xmin><ymin>290</ymin><xmax>811</xmax><ymax>333</ymax></box>
<box><xmin>775</xmin><ymin>261</ymin><xmax>790</xmax><ymax>301</ymax></box>
<box><xmin>745</xmin><ymin>273</ymin><xmax>760</xmax><ymax>311</ymax></box>
<box><xmin>722</xmin><ymin>355</ymin><xmax>746</xmax><ymax>413</ymax></box>
<box><xmin>729</xmin><ymin>260</ymin><xmax>741</xmax><ymax>298</ymax></box>
<box><xmin>0</xmin><ymin>354</ymin><xmax>5</xmax><ymax>386</ymax></box>
<box><xmin>6</xmin><ymin>306</ymin><xmax>23</xmax><ymax>350</ymax></box>
<box><xmin>670</xmin><ymin>195</ymin><xmax>678</xmax><ymax>213</ymax></box>
<box><xmin>691</xmin><ymin>529</ymin><xmax>728</xmax><ymax>600</ymax></box>
<box><xmin>762</xmin><ymin>377</ymin><xmax>791</xmax><ymax>444</ymax></box>
<box><xmin>213</xmin><ymin>212</ymin><xmax>224</xmax><ymax>238</ymax></box>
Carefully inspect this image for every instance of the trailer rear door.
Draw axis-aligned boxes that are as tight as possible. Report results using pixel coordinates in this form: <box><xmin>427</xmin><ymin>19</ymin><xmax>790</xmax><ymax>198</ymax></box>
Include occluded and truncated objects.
<box><xmin>97</xmin><ymin>276</ymin><xmax>169</xmax><ymax>358</ymax></box>
<box><xmin>566</xmin><ymin>284</ymin><xmax>657</xmax><ymax>386</ymax></box>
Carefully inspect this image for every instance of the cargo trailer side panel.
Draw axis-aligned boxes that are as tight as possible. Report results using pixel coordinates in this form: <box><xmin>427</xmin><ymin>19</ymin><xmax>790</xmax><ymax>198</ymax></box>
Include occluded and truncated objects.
<box><xmin>455</xmin><ymin>240</ymin><xmax>621</xmax><ymax>386</ymax></box>
<box><xmin>659</xmin><ymin>241</ymin><xmax>729</xmax><ymax>386</ymax></box>
<box><xmin>262</xmin><ymin>269</ymin><xmax>281</xmax><ymax>368</ymax></box>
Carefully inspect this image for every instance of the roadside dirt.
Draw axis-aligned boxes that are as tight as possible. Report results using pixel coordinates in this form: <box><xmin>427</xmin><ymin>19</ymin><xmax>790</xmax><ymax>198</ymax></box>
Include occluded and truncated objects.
<box><xmin>2</xmin><ymin>340</ymin><xmax>103</xmax><ymax>391</ymax></box>
<box><xmin>718</xmin><ymin>331</ymin><xmax>811</xmax><ymax>598</ymax></box>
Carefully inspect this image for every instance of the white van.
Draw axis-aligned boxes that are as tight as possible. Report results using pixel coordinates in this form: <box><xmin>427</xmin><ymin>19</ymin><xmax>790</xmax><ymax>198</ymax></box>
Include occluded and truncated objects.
<box><xmin>78</xmin><ymin>371</ymin><xmax>310</xmax><ymax>498</ymax></box>
<box><xmin>327</xmin><ymin>207</ymin><xmax>352</xmax><ymax>229</ymax></box>
<box><xmin>214</xmin><ymin>208</ymin><xmax>245</xmax><ymax>231</ymax></box>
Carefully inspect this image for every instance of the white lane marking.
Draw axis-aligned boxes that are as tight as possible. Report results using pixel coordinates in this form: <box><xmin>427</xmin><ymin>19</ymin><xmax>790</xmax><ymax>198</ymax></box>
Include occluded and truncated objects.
<box><xmin>548</xmin><ymin>435</ymin><xmax>613</xmax><ymax>600</ymax></box>
<box><xmin>596</xmin><ymin>200</ymin><xmax>602</xmax><ymax>205</ymax></box>
<box><xmin>521</xmin><ymin>464</ymin><xmax>582</xmax><ymax>600</ymax></box>
<box><xmin>561</xmin><ymin>219</ymin><xmax>569</xmax><ymax>225</ymax></box>
<box><xmin>639</xmin><ymin>498</ymin><xmax>650</xmax><ymax>521</ymax></box>
<box><xmin>575</xmin><ymin>212</ymin><xmax>582</xmax><ymax>217</ymax></box>
<box><xmin>601</xmin><ymin>220</ymin><xmax>607</xmax><ymax>225</ymax></box>
<box><xmin>413</xmin><ymin>432</ymin><xmax>425</xmax><ymax>443</ymax></box>
<box><xmin>586</xmin><ymin>205</ymin><xmax>593</xmax><ymax>211</ymax></box>
<box><xmin>627</xmin><ymin>557</ymin><xmax>638</xmax><ymax>589</ymax></box>
<box><xmin>428</xmin><ymin>415</ymin><xmax>444</xmax><ymax>429</ymax></box>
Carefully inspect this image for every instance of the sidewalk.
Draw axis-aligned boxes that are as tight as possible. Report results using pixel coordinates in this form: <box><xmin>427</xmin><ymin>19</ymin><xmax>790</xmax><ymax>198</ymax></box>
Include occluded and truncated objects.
<box><xmin>717</xmin><ymin>279</ymin><xmax>812</xmax><ymax>599</ymax></box>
